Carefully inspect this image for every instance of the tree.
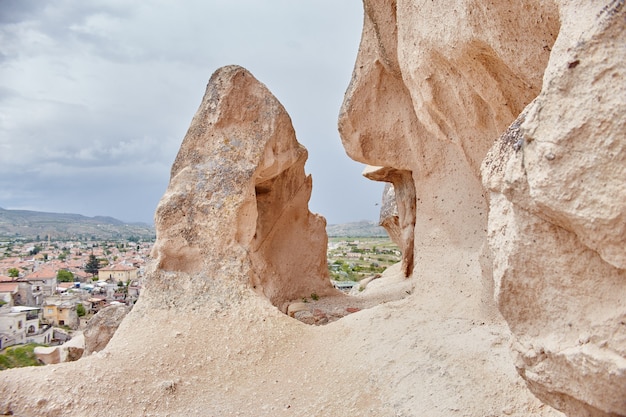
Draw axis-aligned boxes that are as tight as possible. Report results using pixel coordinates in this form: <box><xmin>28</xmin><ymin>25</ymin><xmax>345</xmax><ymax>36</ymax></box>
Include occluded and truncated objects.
<box><xmin>85</xmin><ymin>254</ymin><xmax>100</xmax><ymax>277</ymax></box>
<box><xmin>56</xmin><ymin>269</ymin><xmax>74</xmax><ymax>282</ymax></box>
<box><xmin>8</xmin><ymin>268</ymin><xmax>19</xmax><ymax>278</ymax></box>
<box><xmin>76</xmin><ymin>303</ymin><xmax>86</xmax><ymax>317</ymax></box>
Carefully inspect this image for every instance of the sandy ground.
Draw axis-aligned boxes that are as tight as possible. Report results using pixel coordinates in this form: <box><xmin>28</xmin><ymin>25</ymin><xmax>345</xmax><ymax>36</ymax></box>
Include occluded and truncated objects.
<box><xmin>0</xmin><ymin>252</ymin><xmax>564</xmax><ymax>417</ymax></box>
<box><xmin>284</xmin><ymin>263</ymin><xmax>415</xmax><ymax>325</ymax></box>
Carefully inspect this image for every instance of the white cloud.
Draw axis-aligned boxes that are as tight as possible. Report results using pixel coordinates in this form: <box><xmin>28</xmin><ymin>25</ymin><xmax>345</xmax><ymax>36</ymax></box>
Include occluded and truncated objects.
<box><xmin>0</xmin><ymin>1</ymin><xmax>379</xmax><ymax>224</ymax></box>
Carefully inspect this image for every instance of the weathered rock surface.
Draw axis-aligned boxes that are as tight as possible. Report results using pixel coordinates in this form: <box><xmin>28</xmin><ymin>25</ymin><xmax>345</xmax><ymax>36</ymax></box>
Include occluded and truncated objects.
<box><xmin>340</xmin><ymin>1</ymin><xmax>625</xmax><ymax>416</ymax></box>
<box><xmin>0</xmin><ymin>2</ymin><xmax>623</xmax><ymax>416</ymax></box>
<box><xmin>0</xmin><ymin>60</ymin><xmax>556</xmax><ymax>417</ymax></box>
<box><xmin>82</xmin><ymin>304</ymin><xmax>129</xmax><ymax>356</ymax></box>
<box><xmin>149</xmin><ymin>65</ymin><xmax>336</xmax><ymax>310</ymax></box>
<box><xmin>364</xmin><ymin>166</ymin><xmax>414</xmax><ymax>277</ymax></box>
<box><xmin>34</xmin><ymin>332</ymin><xmax>84</xmax><ymax>365</ymax></box>
<box><xmin>33</xmin><ymin>346</ymin><xmax>61</xmax><ymax>366</ymax></box>
<box><xmin>377</xmin><ymin>182</ymin><xmax>400</xmax><ymax>246</ymax></box>
<box><xmin>481</xmin><ymin>2</ymin><xmax>626</xmax><ymax>415</ymax></box>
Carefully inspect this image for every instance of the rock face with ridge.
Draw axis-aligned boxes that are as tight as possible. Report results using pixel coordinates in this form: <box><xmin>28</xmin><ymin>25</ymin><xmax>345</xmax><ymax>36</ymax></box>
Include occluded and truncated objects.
<box><xmin>481</xmin><ymin>3</ymin><xmax>626</xmax><ymax>414</ymax></box>
<box><xmin>82</xmin><ymin>304</ymin><xmax>129</xmax><ymax>356</ymax></box>
<box><xmin>340</xmin><ymin>1</ymin><xmax>625</xmax><ymax>415</ymax></box>
<box><xmin>149</xmin><ymin>65</ymin><xmax>337</xmax><ymax>310</ymax></box>
<box><xmin>377</xmin><ymin>182</ymin><xmax>400</xmax><ymax>247</ymax></box>
<box><xmin>339</xmin><ymin>0</ymin><xmax>559</xmax><ymax>330</ymax></box>
<box><xmin>364</xmin><ymin>166</ymin><xmax>414</xmax><ymax>277</ymax></box>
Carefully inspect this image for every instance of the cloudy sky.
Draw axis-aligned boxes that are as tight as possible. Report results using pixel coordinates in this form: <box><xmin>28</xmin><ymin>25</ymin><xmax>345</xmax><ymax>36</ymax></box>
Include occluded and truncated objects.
<box><xmin>0</xmin><ymin>0</ymin><xmax>385</xmax><ymax>225</ymax></box>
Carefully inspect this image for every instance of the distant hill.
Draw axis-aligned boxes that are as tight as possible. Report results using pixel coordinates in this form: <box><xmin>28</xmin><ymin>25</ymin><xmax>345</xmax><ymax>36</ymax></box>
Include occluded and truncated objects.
<box><xmin>0</xmin><ymin>207</ymin><xmax>386</xmax><ymax>241</ymax></box>
<box><xmin>326</xmin><ymin>220</ymin><xmax>388</xmax><ymax>238</ymax></box>
<box><xmin>0</xmin><ymin>207</ymin><xmax>155</xmax><ymax>240</ymax></box>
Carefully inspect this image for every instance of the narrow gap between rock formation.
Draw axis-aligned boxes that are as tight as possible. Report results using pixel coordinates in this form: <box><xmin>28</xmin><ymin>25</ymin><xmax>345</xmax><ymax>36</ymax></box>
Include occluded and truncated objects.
<box><xmin>252</xmin><ymin>162</ymin><xmax>413</xmax><ymax>326</ymax></box>
<box><xmin>284</xmin><ymin>262</ymin><xmax>415</xmax><ymax>326</ymax></box>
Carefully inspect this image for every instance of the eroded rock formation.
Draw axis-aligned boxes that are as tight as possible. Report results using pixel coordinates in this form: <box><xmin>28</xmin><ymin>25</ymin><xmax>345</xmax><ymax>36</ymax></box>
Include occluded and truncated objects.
<box><xmin>481</xmin><ymin>3</ymin><xmax>626</xmax><ymax>414</ymax></box>
<box><xmin>0</xmin><ymin>3</ymin><xmax>623</xmax><ymax>417</ymax></box>
<box><xmin>0</xmin><ymin>66</ymin><xmax>351</xmax><ymax>417</ymax></box>
<box><xmin>82</xmin><ymin>304</ymin><xmax>129</xmax><ymax>356</ymax></box>
<box><xmin>377</xmin><ymin>182</ymin><xmax>400</xmax><ymax>246</ymax></box>
<box><xmin>341</xmin><ymin>1</ymin><xmax>625</xmax><ymax>416</ymax></box>
<box><xmin>34</xmin><ymin>333</ymin><xmax>84</xmax><ymax>365</ymax></box>
<box><xmin>150</xmin><ymin>65</ymin><xmax>337</xmax><ymax>309</ymax></box>
<box><xmin>364</xmin><ymin>166</ymin><xmax>414</xmax><ymax>277</ymax></box>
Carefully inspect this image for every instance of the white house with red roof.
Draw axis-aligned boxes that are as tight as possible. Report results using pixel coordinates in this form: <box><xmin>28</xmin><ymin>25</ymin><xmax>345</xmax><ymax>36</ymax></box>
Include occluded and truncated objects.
<box><xmin>16</xmin><ymin>266</ymin><xmax>57</xmax><ymax>306</ymax></box>
<box><xmin>0</xmin><ymin>282</ymin><xmax>18</xmax><ymax>306</ymax></box>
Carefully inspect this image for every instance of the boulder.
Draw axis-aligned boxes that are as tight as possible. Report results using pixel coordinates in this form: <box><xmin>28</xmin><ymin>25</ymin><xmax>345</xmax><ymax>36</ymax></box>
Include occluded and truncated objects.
<box><xmin>287</xmin><ymin>302</ymin><xmax>309</xmax><ymax>317</ymax></box>
<box><xmin>64</xmin><ymin>334</ymin><xmax>85</xmax><ymax>362</ymax></box>
<box><xmin>33</xmin><ymin>346</ymin><xmax>60</xmax><ymax>365</ymax></box>
<box><xmin>34</xmin><ymin>332</ymin><xmax>84</xmax><ymax>365</ymax></box>
<box><xmin>83</xmin><ymin>304</ymin><xmax>129</xmax><ymax>356</ymax></box>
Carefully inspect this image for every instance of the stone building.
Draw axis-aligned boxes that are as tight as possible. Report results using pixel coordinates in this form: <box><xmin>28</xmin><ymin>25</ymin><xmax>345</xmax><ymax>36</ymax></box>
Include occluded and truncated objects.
<box><xmin>97</xmin><ymin>263</ymin><xmax>137</xmax><ymax>283</ymax></box>
<box><xmin>0</xmin><ymin>306</ymin><xmax>53</xmax><ymax>349</ymax></box>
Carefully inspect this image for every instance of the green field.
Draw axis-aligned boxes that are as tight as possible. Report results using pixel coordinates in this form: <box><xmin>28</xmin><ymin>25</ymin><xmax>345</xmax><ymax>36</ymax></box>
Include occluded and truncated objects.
<box><xmin>0</xmin><ymin>344</ymin><xmax>43</xmax><ymax>370</ymax></box>
<box><xmin>328</xmin><ymin>237</ymin><xmax>401</xmax><ymax>282</ymax></box>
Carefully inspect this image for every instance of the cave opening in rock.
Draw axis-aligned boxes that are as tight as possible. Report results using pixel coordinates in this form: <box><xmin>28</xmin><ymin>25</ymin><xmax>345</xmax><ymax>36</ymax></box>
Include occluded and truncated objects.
<box><xmin>248</xmin><ymin>145</ymin><xmax>414</xmax><ymax>326</ymax></box>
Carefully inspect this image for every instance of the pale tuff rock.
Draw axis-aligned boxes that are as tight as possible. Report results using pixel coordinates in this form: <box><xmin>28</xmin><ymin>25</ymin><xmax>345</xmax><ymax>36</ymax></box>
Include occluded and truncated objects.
<box><xmin>363</xmin><ymin>166</ymin><xmax>414</xmax><ymax>277</ymax></box>
<box><xmin>338</xmin><ymin>0</ymin><xmax>557</xmax><ymax>319</ymax></box>
<box><xmin>150</xmin><ymin>65</ymin><xmax>336</xmax><ymax>309</ymax></box>
<box><xmin>341</xmin><ymin>0</ymin><xmax>625</xmax><ymax>416</ymax></box>
<box><xmin>34</xmin><ymin>333</ymin><xmax>84</xmax><ymax>365</ymax></box>
<box><xmin>377</xmin><ymin>182</ymin><xmax>400</xmax><ymax>247</ymax></box>
<box><xmin>0</xmin><ymin>54</ymin><xmax>556</xmax><ymax>416</ymax></box>
<box><xmin>0</xmin><ymin>2</ymin><xmax>622</xmax><ymax>417</ymax></box>
<box><xmin>0</xmin><ymin>66</ymin><xmax>342</xmax><ymax>416</ymax></box>
<box><xmin>82</xmin><ymin>304</ymin><xmax>129</xmax><ymax>356</ymax></box>
<box><xmin>481</xmin><ymin>2</ymin><xmax>626</xmax><ymax>415</ymax></box>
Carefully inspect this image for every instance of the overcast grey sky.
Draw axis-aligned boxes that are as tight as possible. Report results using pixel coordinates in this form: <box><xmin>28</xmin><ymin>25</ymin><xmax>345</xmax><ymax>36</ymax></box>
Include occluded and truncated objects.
<box><xmin>0</xmin><ymin>0</ymin><xmax>385</xmax><ymax>225</ymax></box>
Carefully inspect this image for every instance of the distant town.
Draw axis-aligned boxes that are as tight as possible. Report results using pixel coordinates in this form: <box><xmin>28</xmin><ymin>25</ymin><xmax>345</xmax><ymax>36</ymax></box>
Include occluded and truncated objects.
<box><xmin>0</xmin><ymin>233</ymin><xmax>399</xmax><ymax>363</ymax></box>
<box><xmin>0</xmin><ymin>236</ymin><xmax>153</xmax><ymax>353</ymax></box>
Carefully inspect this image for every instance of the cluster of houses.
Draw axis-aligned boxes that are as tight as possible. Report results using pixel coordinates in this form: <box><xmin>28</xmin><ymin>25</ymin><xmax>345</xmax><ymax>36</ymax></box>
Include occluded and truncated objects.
<box><xmin>0</xmin><ymin>239</ymin><xmax>152</xmax><ymax>350</ymax></box>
